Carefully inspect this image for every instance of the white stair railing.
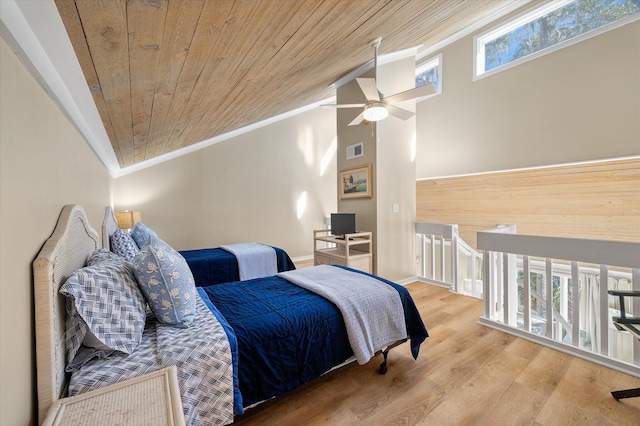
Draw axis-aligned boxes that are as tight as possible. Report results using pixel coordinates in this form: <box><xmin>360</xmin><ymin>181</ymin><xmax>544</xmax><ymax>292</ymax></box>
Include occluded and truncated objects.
<box><xmin>478</xmin><ymin>228</ymin><xmax>640</xmax><ymax>377</ymax></box>
<box><xmin>415</xmin><ymin>222</ymin><xmax>483</xmax><ymax>298</ymax></box>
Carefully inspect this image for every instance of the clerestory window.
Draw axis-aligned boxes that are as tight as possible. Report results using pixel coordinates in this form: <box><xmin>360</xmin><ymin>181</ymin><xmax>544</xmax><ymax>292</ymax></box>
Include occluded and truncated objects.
<box><xmin>415</xmin><ymin>53</ymin><xmax>442</xmax><ymax>99</ymax></box>
<box><xmin>474</xmin><ymin>0</ymin><xmax>640</xmax><ymax>79</ymax></box>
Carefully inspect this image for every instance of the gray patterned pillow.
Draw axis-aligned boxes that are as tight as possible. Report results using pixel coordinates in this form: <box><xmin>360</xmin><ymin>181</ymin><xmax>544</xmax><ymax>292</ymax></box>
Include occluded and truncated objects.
<box><xmin>87</xmin><ymin>248</ymin><xmax>126</xmax><ymax>266</ymax></box>
<box><xmin>110</xmin><ymin>228</ymin><xmax>139</xmax><ymax>261</ymax></box>
<box><xmin>60</xmin><ymin>259</ymin><xmax>147</xmax><ymax>370</ymax></box>
<box><xmin>130</xmin><ymin>222</ymin><xmax>158</xmax><ymax>248</ymax></box>
<box><xmin>133</xmin><ymin>235</ymin><xmax>197</xmax><ymax>328</ymax></box>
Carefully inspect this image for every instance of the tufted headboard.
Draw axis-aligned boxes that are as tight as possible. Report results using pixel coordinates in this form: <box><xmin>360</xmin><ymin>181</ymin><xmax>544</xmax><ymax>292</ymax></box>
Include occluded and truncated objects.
<box><xmin>32</xmin><ymin>205</ymin><xmax>99</xmax><ymax>423</ymax></box>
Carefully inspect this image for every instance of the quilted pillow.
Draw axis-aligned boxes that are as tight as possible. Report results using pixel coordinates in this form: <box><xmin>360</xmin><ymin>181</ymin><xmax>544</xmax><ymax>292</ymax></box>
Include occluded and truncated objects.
<box><xmin>130</xmin><ymin>222</ymin><xmax>158</xmax><ymax>248</ymax></box>
<box><xmin>59</xmin><ymin>260</ymin><xmax>147</xmax><ymax>370</ymax></box>
<box><xmin>110</xmin><ymin>228</ymin><xmax>139</xmax><ymax>261</ymax></box>
<box><xmin>132</xmin><ymin>236</ymin><xmax>197</xmax><ymax>327</ymax></box>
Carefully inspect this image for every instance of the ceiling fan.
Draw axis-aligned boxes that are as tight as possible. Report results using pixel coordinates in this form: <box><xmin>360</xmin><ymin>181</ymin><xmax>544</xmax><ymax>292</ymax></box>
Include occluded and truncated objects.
<box><xmin>325</xmin><ymin>37</ymin><xmax>436</xmax><ymax>126</ymax></box>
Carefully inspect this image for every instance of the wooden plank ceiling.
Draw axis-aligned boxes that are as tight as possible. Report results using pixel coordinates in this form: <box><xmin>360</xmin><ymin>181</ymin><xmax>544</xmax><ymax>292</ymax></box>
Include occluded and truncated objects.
<box><xmin>55</xmin><ymin>0</ymin><xmax>517</xmax><ymax>168</ymax></box>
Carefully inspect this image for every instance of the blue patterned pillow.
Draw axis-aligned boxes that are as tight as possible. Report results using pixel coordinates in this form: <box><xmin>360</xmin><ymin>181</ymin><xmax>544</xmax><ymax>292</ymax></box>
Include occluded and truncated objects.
<box><xmin>132</xmin><ymin>236</ymin><xmax>197</xmax><ymax>327</ymax></box>
<box><xmin>60</xmin><ymin>259</ymin><xmax>147</xmax><ymax>370</ymax></box>
<box><xmin>110</xmin><ymin>228</ymin><xmax>139</xmax><ymax>261</ymax></box>
<box><xmin>130</xmin><ymin>222</ymin><xmax>158</xmax><ymax>248</ymax></box>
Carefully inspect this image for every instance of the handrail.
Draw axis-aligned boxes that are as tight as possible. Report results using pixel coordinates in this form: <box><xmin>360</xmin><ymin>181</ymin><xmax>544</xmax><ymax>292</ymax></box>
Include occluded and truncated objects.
<box><xmin>478</xmin><ymin>230</ymin><xmax>640</xmax><ymax>378</ymax></box>
<box><xmin>477</xmin><ymin>232</ymin><xmax>640</xmax><ymax>269</ymax></box>
<box><xmin>415</xmin><ymin>222</ymin><xmax>457</xmax><ymax>239</ymax></box>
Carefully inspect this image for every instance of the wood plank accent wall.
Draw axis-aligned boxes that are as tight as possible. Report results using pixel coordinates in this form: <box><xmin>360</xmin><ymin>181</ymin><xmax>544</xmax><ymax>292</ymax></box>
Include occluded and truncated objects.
<box><xmin>416</xmin><ymin>158</ymin><xmax>640</xmax><ymax>250</ymax></box>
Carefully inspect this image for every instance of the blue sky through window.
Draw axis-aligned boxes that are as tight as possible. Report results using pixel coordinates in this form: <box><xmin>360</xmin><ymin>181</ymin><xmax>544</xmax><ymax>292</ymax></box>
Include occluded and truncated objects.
<box><xmin>483</xmin><ymin>0</ymin><xmax>639</xmax><ymax>72</ymax></box>
<box><xmin>415</xmin><ymin>54</ymin><xmax>441</xmax><ymax>94</ymax></box>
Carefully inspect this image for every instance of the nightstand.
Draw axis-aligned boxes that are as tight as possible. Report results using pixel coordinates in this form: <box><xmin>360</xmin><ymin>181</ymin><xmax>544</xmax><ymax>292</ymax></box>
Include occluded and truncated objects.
<box><xmin>314</xmin><ymin>229</ymin><xmax>373</xmax><ymax>273</ymax></box>
<box><xmin>42</xmin><ymin>365</ymin><xmax>185</xmax><ymax>426</ymax></box>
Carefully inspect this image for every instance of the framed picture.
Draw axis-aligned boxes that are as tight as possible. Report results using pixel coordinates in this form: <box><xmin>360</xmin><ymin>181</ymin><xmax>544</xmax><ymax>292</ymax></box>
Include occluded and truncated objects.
<box><xmin>339</xmin><ymin>164</ymin><xmax>372</xmax><ymax>199</ymax></box>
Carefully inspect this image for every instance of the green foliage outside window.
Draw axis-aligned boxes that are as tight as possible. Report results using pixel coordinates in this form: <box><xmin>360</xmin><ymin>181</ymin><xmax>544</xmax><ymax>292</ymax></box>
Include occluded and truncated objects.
<box><xmin>484</xmin><ymin>0</ymin><xmax>639</xmax><ymax>72</ymax></box>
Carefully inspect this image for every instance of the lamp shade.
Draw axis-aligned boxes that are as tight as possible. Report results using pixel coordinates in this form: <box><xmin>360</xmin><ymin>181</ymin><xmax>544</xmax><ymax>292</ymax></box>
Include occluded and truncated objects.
<box><xmin>362</xmin><ymin>102</ymin><xmax>388</xmax><ymax>121</ymax></box>
<box><xmin>115</xmin><ymin>211</ymin><xmax>142</xmax><ymax>230</ymax></box>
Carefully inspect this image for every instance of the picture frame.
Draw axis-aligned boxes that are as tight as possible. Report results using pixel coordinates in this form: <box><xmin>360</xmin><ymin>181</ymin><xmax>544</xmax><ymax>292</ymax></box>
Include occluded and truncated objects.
<box><xmin>339</xmin><ymin>164</ymin><xmax>372</xmax><ymax>199</ymax></box>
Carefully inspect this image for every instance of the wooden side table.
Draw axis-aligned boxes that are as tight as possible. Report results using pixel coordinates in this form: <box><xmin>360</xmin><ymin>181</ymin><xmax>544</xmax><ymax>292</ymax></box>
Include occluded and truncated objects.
<box><xmin>314</xmin><ymin>229</ymin><xmax>373</xmax><ymax>273</ymax></box>
<box><xmin>42</xmin><ymin>365</ymin><xmax>185</xmax><ymax>426</ymax></box>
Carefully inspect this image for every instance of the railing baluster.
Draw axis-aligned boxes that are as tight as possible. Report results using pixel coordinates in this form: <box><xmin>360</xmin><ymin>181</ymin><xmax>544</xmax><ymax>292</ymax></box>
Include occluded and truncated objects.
<box><xmin>503</xmin><ymin>252</ymin><xmax>509</xmax><ymax>325</ymax></box>
<box><xmin>496</xmin><ymin>252</ymin><xmax>503</xmax><ymax>320</ymax></box>
<box><xmin>558</xmin><ymin>276</ymin><xmax>568</xmax><ymax>342</ymax></box>
<box><xmin>469</xmin><ymin>246</ymin><xmax>475</xmax><ymax>297</ymax></box>
<box><xmin>571</xmin><ymin>261</ymin><xmax>580</xmax><ymax>347</ymax></box>
<box><xmin>439</xmin><ymin>235</ymin><xmax>445</xmax><ymax>283</ymax></box>
<box><xmin>483</xmin><ymin>250</ymin><xmax>492</xmax><ymax>320</ymax></box>
<box><xmin>505</xmin><ymin>252</ymin><xmax>518</xmax><ymax>326</ymax></box>
<box><xmin>421</xmin><ymin>234</ymin><xmax>426</xmax><ymax>278</ymax></box>
<box><xmin>545</xmin><ymin>258</ymin><xmax>553</xmax><ymax>339</ymax></box>
<box><xmin>599</xmin><ymin>265</ymin><xmax>609</xmax><ymax>356</ymax></box>
<box><xmin>523</xmin><ymin>256</ymin><xmax>531</xmax><ymax>332</ymax></box>
<box><xmin>451</xmin><ymin>233</ymin><xmax>458</xmax><ymax>294</ymax></box>
<box><xmin>429</xmin><ymin>235</ymin><xmax>435</xmax><ymax>280</ymax></box>
<box><xmin>633</xmin><ymin>268</ymin><xmax>640</xmax><ymax>366</ymax></box>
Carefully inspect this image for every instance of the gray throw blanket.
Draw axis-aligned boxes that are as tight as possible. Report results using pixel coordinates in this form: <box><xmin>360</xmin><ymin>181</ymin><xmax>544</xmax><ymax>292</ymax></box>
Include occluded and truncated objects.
<box><xmin>220</xmin><ymin>243</ymin><xmax>277</xmax><ymax>280</ymax></box>
<box><xmin>277</xmin><ymin>265</ymin><xmax>406</xmax><ymax>364</ymax></box>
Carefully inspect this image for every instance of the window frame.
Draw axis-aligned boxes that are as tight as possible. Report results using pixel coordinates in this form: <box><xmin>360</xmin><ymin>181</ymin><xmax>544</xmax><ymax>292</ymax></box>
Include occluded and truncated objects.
<box><xmin>474</xmin><ymin>0</ymin><xmax>640</xmax><ymax>80</ymax></box>
<box><xmin>415</xmin><ymin>53</ymin><xmax>443</xmax><ymax>101</ymax></box>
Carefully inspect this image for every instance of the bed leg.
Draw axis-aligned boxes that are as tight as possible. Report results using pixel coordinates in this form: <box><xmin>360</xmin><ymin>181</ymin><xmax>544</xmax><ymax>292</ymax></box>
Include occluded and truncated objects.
<box><xmin>379</xmin><ymin>349</ymin><xmax>389</xmax><ymax>374</ymax></box>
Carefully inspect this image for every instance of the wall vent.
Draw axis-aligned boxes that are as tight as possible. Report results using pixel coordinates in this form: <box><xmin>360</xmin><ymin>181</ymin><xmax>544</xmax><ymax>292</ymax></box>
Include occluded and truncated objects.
<box><xmin>346</xmin><ymin>143</ymin><xmax>363</xmax><ymax>160</ymax></box>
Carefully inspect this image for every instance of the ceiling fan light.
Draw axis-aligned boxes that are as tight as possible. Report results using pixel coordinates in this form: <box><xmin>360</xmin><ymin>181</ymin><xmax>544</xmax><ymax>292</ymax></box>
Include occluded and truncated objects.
<box><xmin>363</xmin><ymin>103</ymin><xmax>388</xmax><ymax>121</ymax></box>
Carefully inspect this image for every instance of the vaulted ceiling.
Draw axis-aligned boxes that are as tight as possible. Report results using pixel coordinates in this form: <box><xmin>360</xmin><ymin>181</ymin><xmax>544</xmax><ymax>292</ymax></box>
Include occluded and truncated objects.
<box><xmin>55</xmin><ymin>0</ymin><xmax>521</xmax><ymax>168</ymax></box>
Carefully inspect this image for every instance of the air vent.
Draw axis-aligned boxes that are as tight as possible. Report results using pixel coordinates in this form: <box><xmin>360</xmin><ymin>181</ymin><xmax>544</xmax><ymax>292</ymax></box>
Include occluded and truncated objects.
<box><xmin>346</xmin><ymin>143</ymin><xmax>363</xmax><ymax>160</ymax></box>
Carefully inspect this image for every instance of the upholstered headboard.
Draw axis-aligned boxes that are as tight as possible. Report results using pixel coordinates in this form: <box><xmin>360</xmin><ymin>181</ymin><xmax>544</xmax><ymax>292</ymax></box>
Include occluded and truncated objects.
<box><xmin>32</xmin><ymin>205</ymin><xmax>99</xmax><ymax>422</ymax></box>
<box><xmin>102</xmin><ymin>206</ymin><xmax>119</xmax><ymax>250</ymax></box>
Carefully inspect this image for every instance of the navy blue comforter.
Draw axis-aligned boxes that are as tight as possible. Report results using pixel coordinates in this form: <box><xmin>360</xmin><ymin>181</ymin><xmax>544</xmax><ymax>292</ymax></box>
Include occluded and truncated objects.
<box><xmin>181</xmin><ymin>246</ymin><xmax>295</xmax><ymax>286</ymax></box>
<box><xmin>200</xmin><ymin>266</ymin><xmax>428</xmax><ymax>409</ymax></box>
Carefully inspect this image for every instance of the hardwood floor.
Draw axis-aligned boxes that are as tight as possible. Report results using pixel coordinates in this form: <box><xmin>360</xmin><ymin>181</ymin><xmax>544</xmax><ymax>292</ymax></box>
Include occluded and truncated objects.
<box><xmin>234</xmin><ymin>282</ymin><xmax>640</xmax><ymax>425</ymax></box>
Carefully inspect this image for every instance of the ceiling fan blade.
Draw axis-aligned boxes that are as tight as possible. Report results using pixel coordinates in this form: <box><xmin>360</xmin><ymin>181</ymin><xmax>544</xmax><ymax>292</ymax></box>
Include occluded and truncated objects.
<box><xmin>348</xmin><ymin>112</ymin><xmax>365</xmax><ymax>126</ymax></box>
<box><xmin>356</xmin><ymin>78</ymin><xmax>380</xmax><ymax>101</ymax></box>
<box><xmin>383</xmin><ymin>83</ymin><xmax>436</xmax><ymax>104</ymax></box>
<box><xmin>386</xmin><ymin>104</ymin><xmax>415</xmax><ymax>121</ymax></box>
<box><xmin>320</xmin><ymin>103</ymin><xmax>366</xmax><ymax>108</ymax></box>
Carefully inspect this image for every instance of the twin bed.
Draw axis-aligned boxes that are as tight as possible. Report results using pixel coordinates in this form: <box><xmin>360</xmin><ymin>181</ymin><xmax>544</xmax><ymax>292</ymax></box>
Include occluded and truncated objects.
<box><xmin>34</xmin><ymin>205</ymin><xmax>428</xmax><ymax>424</ymax></box>
<box><xmin>101</xmin><ymin>206</ymin><xmax>296</xmax><ymax>285</ymax></box>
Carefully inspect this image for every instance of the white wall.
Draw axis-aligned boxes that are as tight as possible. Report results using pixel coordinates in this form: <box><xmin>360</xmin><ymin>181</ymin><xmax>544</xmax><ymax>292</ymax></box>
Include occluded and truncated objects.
<box><xmin>376</xmin><ymin>56</ymin><xmax>417</xmax><ymax>280</ymax></box>
<box><xmin>417</xmin><ymin>19</ymin><xmax>640</xmax><ymax>179</ymax></box>
<box><xmin>113</xmin><ymin>107</ymin><xmax>337</xmax><ymax>258</ymax></box>
<box><xmin>336</xmin><ymin>56</ymin><xmax>418</xmax><ymax>281</ymax></box>
<box><xmin>336</xmin><ymin>70</ymin><xmax>378</xmax><ymax>270</ymax></box>
<box><xmin>0</xmin><ymin>38</ymin><xmax>112</xmax><ymax>425</ymax></box>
